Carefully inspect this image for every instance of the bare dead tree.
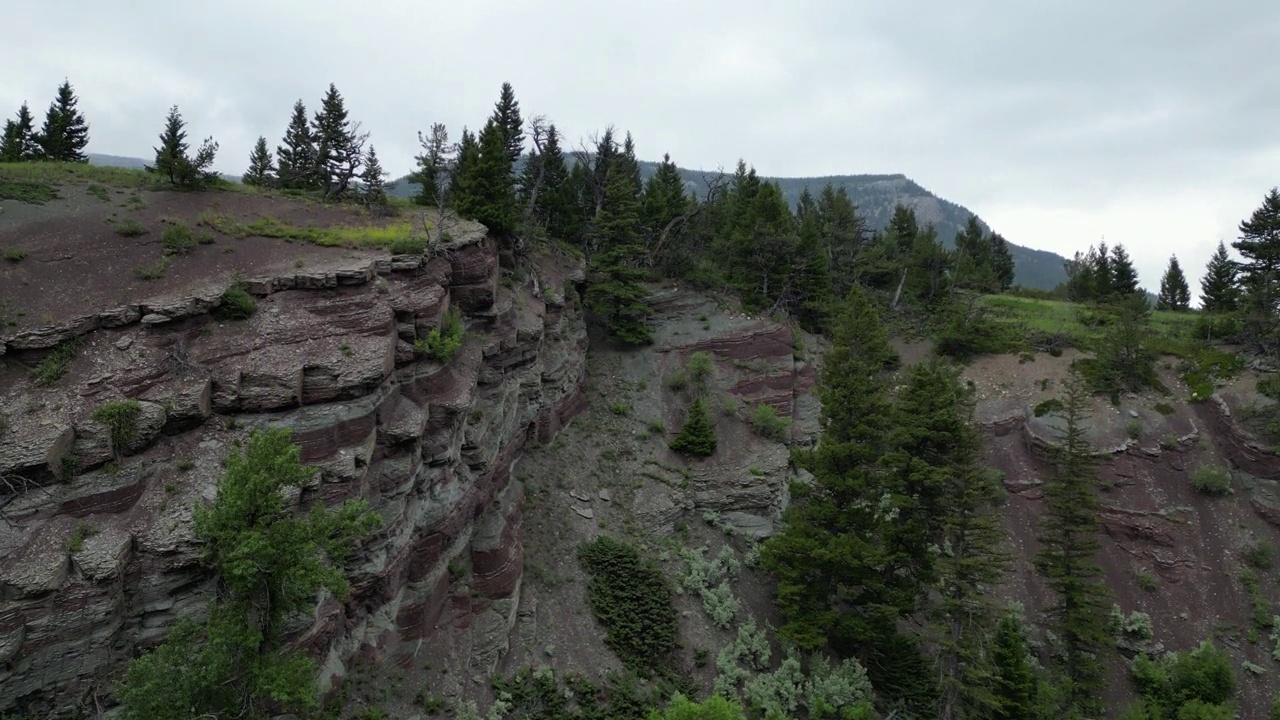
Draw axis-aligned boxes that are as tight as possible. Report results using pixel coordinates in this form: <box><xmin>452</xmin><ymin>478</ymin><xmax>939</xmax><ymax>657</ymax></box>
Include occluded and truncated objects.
<box><xmin>646</xmin><ymin>169</ymin><xmax>727</xmax><ymax>267</ymax></box>
<box><xmin>522</xmin><ymin>115</ymin><xmax>550</xmax><ymax>222</ymax></box>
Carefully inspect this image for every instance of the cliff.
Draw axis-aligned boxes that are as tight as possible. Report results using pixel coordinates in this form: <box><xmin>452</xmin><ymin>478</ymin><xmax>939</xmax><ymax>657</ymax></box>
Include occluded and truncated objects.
<box><xmin>0</xmin><ymin>231</ymin><xmax>588</xmax><ymax>717</ymax></box>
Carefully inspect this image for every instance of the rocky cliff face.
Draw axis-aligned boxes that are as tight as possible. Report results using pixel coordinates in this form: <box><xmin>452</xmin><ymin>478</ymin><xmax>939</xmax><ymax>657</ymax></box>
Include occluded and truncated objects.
<box><xmin>0</xmin><ymin>234</ymin><xmax>588</xmax><ymax>717</ymax></box>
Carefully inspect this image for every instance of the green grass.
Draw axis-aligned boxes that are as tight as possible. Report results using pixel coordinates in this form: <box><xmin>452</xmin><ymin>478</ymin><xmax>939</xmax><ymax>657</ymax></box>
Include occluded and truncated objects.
<box><xmin>980</xmin><ymin>295</ymin><xmax>1200</xmax><ymax>351</ymax></box>
<box><xmin>87</xmin><ymin>183</ymin><xmax>110</xmax><ymax>201</ymax></box>
<box><xmin>0</xmin><ymin>179</ymin><xmax>58</xmax><ymax>204</ymax></box>
<box><xmin>1</xmin><ymin>161</ymin><xmax>155</xmax><ymax>190</ymax></box>
<box><xmin>31</xmin><ymin>338</ymin><xmax>82</xmax><ymax>387</ymax></box>
<box><xmin>195</xmin><ymin>211</ymin><xmax>423</xmax><ymax>250</ymax></box>
<box><xmin>3</xmin><ymin>247</ymin><xmax>27</xmax><ymax>263</ymax></box>
<box><xmin>132</xmin><ymin>257</ymin><xmax>170</xmax><ymax>280</ymax></box>
<box><xmin>980</xmin><ymin>295</ymin><xmax>1238</xmax><ymax>399</ymax></box>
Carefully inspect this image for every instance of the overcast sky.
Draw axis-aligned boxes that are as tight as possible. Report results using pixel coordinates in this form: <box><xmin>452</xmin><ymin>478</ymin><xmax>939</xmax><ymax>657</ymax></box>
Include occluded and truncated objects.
<box><xmin>4</xmin><ymin>1</ymin><xmax>1278</xmax><ymax>295</ymax></box>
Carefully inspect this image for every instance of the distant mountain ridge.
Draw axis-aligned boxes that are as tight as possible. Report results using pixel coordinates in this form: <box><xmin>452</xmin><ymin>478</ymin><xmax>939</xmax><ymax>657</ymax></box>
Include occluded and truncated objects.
<box><xmin>84</xmin><ymin>153</ymin><xmax>1067</xmax><ymax>289</ymax></box>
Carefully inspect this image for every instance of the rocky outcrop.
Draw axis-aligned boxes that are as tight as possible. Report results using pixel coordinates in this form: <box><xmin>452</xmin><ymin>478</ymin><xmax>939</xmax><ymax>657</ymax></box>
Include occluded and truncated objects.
<box><xmin>0</xmin><ymin>238</ymin><xmax>588</xmax><ymax>717</ymax></box>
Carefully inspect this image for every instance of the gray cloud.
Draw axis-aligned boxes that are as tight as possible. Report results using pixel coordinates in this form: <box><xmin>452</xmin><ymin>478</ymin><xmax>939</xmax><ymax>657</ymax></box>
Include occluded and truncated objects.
<box><xmin>3</xmin><ymin>0</ymin><xmax>1278</xmax><ymax>294</ymax></box>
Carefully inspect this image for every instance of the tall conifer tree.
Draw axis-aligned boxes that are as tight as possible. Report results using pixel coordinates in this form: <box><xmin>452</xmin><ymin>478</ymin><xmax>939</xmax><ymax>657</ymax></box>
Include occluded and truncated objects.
<box><xmin>0</xmin><ymin>103</ymin><xmax>38</xmax><ymax>162</ymax></box>
<box><xmin>1034</xmin><ymin>370</ymin><xmax>1111</xmax><ymax>716</ymax></box>
<box><xmin>1200</xmin><ymin>241</ymin><xmax>1239</xmax><ymax>313</ymax></box>
<box><xmin>1110</xmin><ymin>243</ymin><xmax>1140</xmax><ymax>297</ymax></box>
<box><xmin>242</xmin><ymin>136</ymin><xmax>275</xmax><ymax>187</ymax></box>
<box><xmin>1156</xmin><ymin>255</ymin><xmax>1191</xmax><ymax>311</ymax></box>
<box><xmin>1233</xmin><ymin>188</ymin><xmax>1280</xmax><ymax>317</ymax></box>
<box><xmin>359</xmin><ymin>145</ymin><xmax>387</xmax><ymax>206</ymax></box>
<box><xmin>35</xmin><ymin>80</ymin><xmax>90</xmax><ymax>162</ymax></box>
<box><xmin>276</xmin><ymin>100</ymin><xmax>317</xmax><ymax>190</ymax></box>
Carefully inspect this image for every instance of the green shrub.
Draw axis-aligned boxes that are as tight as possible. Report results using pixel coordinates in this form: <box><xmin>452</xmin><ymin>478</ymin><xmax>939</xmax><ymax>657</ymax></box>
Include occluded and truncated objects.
<box><xmin>1260</xmin><ymin>374</ymin><xmax>1280</xmax><ymax>401</ymax></box>
<box><xmin>31</xmin><ymin>338</ymin><xmax>81</xmax><ymax>387</ymax></box>
<box><xmin>92</xmin><ymin>399</ymin><xmax>142</xmax><ymax>455</ymax></box>
<box><xmin>935</xmin><ymin>310</ymin><xmax>1015</xmax><ymax>359</ymax></box>
<box><xmin>670</xmin><ymin>396</ymin><xmax>716</xmax><ymax>457</ymax></box>
<box><xmin>3</xmin><ymin>247</ymin><xmax>27</xmax><ymax>263</ymax></box>
<box><xmin>1033</xmin><ymin>398</ymin><xmax>1065</xmax><ymax>417</ymax></box>
<box><xmin>115</xmin><ymin>217</ymin><xmax>148</xmax><ymax>237</ymax></box>
<box><xmin>1190</xmin><ymin>465</ymin><xmax>1232</xmax><ymax>496</ymax></box>
<box><xmin>414</xmin><ymin>308</ymin><xmax>464</xmax><ymax>362</ymax></box>
<box><xmin>577</xmin><ymin>536</ymin><xmax>677</xmax><ymax>674</ymax></box>
<box><xmin>1137</xmin><ymin>570</ymin><xmax>1159</xmax><ymax>592</ymax></box>
<box><xmin>749</xmin><ymin>403</ymin><xmax>791</xmax><ymax>442</ymax></box>
<box><xmin>649</xmin><ymin>693</ymin><xmax>747</xmax><ymax>720</ymax></box>
<box><xmin>687</xmin><ymin>351</ymin><xmax>714</xmax><ymax>388</ymax></box>
<box><xmin>67</xmin><ymin>520</ymin><xmax>96</xmax><ymax>553</ymax></box>
<box><xmin>646</xmin><ymin>419</ymin><xmax>665</xmax><ymax>435</ymax></box>
<box><xmin>161</xmin><ymin>222</ymin><xmax>196</xmax><ymax>255</ymax></box>
<box><xmin>132</xmin><ymin>257</ymin><xmax>169</xmax><ymax>280</ymax></box>
<box><xmin>1154</xmin><ymin>402</ymin><xmax>1175</xmax><ymax>415</ymax></box>
<box><xmin>1242</xmin><ymin>540</ymin><xmax>1273</xmax><ymax>570</ymax></box>
<box><xmin>388</xmin><ymin>236</ymin><xmax>425</xmax><ymax>255</ymax></box>
<box><xmin>666</xmin><ymin>370</ymin><xmax>690</xmax><ymax>392</ymax></box>
<box><xmin>214</xmin><ymin>281</ymin><xmax>258</xmax><ymax>320</ymax></box>
<box><xmin>88</xmin><ymin>183</ymin><xmax>110</xmax><ymax>201</ymax></box>
<box><xmin>1127</xmin><ymin>419</ymin><xmax>1142</xmax><ymax>440</ymax></box>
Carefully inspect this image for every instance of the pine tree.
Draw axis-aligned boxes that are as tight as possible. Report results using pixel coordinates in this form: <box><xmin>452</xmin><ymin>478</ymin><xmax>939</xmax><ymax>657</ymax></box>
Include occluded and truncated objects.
<box><xmin>669</xmin><ymin>396</ymin><xmax>716</xmax><ymax>457</ymax></box>
<box><xmin>311</xmin><ymin>84</ymin><xmax>364</xmax><ymax>198</ymax></box>
<box><xmin>492</xmin><ymin>82</ymin><xmax>523</xmax><ymax>170</ymax></box>
<box><xmin>410</xmin><ymin>123</ymin><xmax>452</xmax><ymax>208</ymax></box>
<box><xmin>990</xmin><ymin>233</ymin><xmax>1016</xmax><ymax>291</ymax></box>
<box><xmin>1111</xmin><ymin>243</ymin><xmax>1140</xmax><ymax>297</ymax></box>
<box><xmin>35</xmin><ymin>80</ymin><xmax>89</xmax><ymax>162</ymax></box>
<box><xmin>790</xmin><ymin>191</ymin><xmax>832</xmax><ymax>332</ymax></box>
<box><xmin>150</xmin><ymin>105</ymin><xmax>218</xmax><ymax>188</ymax></box>
<box><xmin>276</xmin><ymin>100</ymin><xmax>317</xmax><ymax>190</ymax></box>
<box><xmin>990</xmin><ymin>613</ymin><xmax>1039</xmax><ymax>720</ymax></box>
<box><xmin>535</xmin><ymin>125</ymin><xmax>572</xmax><ymax>236</ymax></box>
<box><xmin>1233</xmin><ymin>188</ymin><xmax>1280</xmax><ymax>318</ymax></box>
<box><xmin>761</xmin><ymin>287</ymin><xmax>900</xmax><ymax>651</ymax></box>
<box><xmin>1157</xmin><ymin>255</ymin><xmax>1191</xmax><ymax>311</ymax></box>
<box><xmin>641</xmin><ymin>153</ymin><xmax>688</xmax><ymax>239</ymax></box>
<box><xmin>1200</xmin><ymin>241</ymin><xmax>1239</xmax><ymax>313</ymax></box>
<box><xmin>117</xmin><ymin>428</ymin><xmax>379</xmax><ymax>719</ymax></box>
<box><xmin>1034</xmin><ymin>370</ymin><xmax>1111</xmax><ymax>717</ymax></box>
<box><xmin>151</xmin><ymin>105</ymin><xmax>189</xmax><ymax>185</ymax></box>
<box><xmin>0</xmin><ymin>103</ymin><xmax>38</xmax><ymax>162</ymax></box>
<box><xmin>242</xmin><ymin>136</ymin><xmax>275</xmax><ymax>187</ymax></box>
<box><xmin>954</xmin><ymin>215</ymin><xmax>999</xmax><ymax>292</ymax></box>
<box><xmin>449</xmin><ymin>128</ymin><xmax>480</xmax><ymax>208</ymax></box>
<box><xmin>584</xmin><ymin>153</ymin><xmax>651</xmax><ymax>344</ymax></box>
<box><xmin>359</xmin><ymin>145</ymin><xmax>387</xmax><ymax>206</ymax></box>
<box><xmin>454</xmin><ymin>119</ymin><xmax>517</xmax><ymax>234</ymax></box>
<box><xmin>816</xmin><ymin>184</ymin><xmax>868</xmax><ymax>298</ymax></box>
<box><xmin>909</xmin><ymin>362</ymin><xmax>1009</xmax><ymax>720</ymax></box>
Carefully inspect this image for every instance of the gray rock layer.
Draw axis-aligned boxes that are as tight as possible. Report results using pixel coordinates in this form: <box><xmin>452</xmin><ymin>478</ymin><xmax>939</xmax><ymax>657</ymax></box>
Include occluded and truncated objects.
<box><xmin>0</xmin><ymin>241</ymin><xmax>588</xmax><ymax>717</ymax></box>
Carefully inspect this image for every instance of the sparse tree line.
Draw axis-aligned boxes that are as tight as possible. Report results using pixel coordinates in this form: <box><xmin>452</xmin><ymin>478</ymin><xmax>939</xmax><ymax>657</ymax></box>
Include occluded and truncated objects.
<box><xmin>1</xmin><ymin>80</ymin><xmax>90</xmax><ymax>162</ymax></box>
<box><xmin>1060</xmin><ymin>188</ymin><xmax>1280</xmax><ymax>356</ymax></box>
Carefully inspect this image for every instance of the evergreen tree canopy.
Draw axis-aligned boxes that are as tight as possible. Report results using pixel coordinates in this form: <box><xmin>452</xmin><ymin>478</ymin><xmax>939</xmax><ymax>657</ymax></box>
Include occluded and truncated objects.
<box><xmin>454</xmin><ymin>118</ymin><xmax>518</xmax><ymax>235</ymax></box>
<box><xmin>1034</xmin><ymin>370</ymin><xmax>1111</xmax><ymax>716</ymax></box>
<box><xmin>989</xmin><ymin>613</ymin><xmax>1039</xmax><ymax>720</ymax></box>
<box><xmin>359</xmin><ymin>144</ymin><xmax>387</xmax><ymax>205</ymax></box>
<box><xmin>118</xmin><ymin>429</ymin><xmax>379</xmax><ymax>719</ymax></box>
<box><xmin>1199</xmin><ymin>241</ymin><xmax>1239</xmax><ymax>313</ymax></box>
<box><xmin>492</xmin><ymin>81</ymin><xmax>524</xmax><ymax>170</ymax></box>
<box><xmin>35</xmin><ymin>80</ymin><xmax>89</xmax><ymax>162</ymax></box>
<box><xmin>311</xmin><ymin>83</ymin><xmax>365</xmax><ymax>197</ymax></box>
<box><xmin>669</xmin><ymin>396</ymin><xmax>716</xmax><ymax>457</ymax></box>
<box><xmin>816</xmin><ymin>184</ymin><xmax>868</xmax><ymax>298</ymax></box>
<box><xmin>1157</xmin><ymin>255</ymin><xmax>1191</xmax><ymax>311</ymax></box>
<box><xmin>411</xmin><ymin>122</ymin><xmax>452</xmax><ymax>208</ymax></box>
<box><xmin>761</xmin><ymin>288</ymin><xmax>900</xmax><ymax>652</ymax></box>
<box><xmin>148</xmin><ymin>105</ymin><xmax>220</xmax><ymax>188</ymax></box>
<box><xmin>1110</xmin><ymin>243</ymin><xmax>1141</xmax><ymax>297</ymax></box>
<box><xmin>242</xmin><ymin>136</ymin><xmax>275</xmax><ymax>187</ymax></box>
<box><xmin>1233</xmin><ymin>187</ymin><xmax>1280</xmax><ymax>315</ymax></box>
<box><xmin>584</xmin><ymin>149</ymin><xmax>651</xmax><ymax>344</ymax></box>
<box><xmin>0</xmin><ymin>103</ymin><xmax>38</xmax><ymax>162</ymax></box>
<box><xmin>276</xmin><ymin>100</ymin><xmax>318</xmax><ymax>190</ymax></box>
